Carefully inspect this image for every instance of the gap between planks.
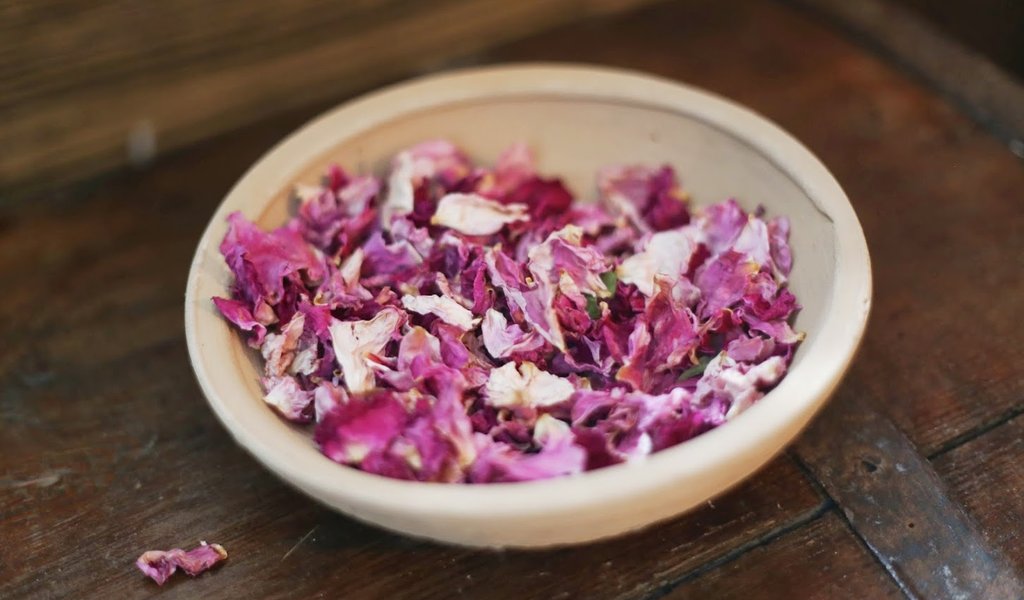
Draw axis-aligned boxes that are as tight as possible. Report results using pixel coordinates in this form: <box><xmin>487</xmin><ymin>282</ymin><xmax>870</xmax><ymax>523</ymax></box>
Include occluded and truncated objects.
<box><xmin>643</xmin><ymin>499</ymin><xmax>835</xmax><ymax>599</ymax></box>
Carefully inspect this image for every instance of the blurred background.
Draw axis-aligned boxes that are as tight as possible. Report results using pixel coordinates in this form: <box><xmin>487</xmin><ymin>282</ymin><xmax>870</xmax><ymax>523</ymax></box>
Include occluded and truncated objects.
<box><xmin>3</xmin><ymin>0</ymin><xmax>1022</xmax><ymax>198</ymax></box>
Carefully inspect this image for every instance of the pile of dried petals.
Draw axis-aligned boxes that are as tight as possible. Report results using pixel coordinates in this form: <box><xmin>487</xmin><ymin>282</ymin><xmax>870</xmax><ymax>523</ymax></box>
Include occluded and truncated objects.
<box><xmin>214</xmin><ymin>140</ymin><xmax>803</xmax><ymax>483</ymax></box>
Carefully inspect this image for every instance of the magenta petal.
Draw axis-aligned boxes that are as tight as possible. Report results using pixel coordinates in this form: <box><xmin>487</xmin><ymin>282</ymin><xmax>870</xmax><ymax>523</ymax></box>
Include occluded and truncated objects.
<box><xmin>485</xmin><ymin>248</ymin><xmax>565</xmax><ymax>351</ymax></box>
<box><xmin>469</xmin><ymin>434</ymin><xmax>585</xmax><ymax>483</ymax></box>
<box><xmin>219</xmin><ymin>211</ymin><xmax>325</xmax><ymax>307</ymax></box>
<box><xmin>406</xmin><ymin>139</ymin><xmax>473</xmax><ymax>189</ymax></box>
<box><xmin>212</xmin><ymin>297</ymin><xmax>267</xmax><ymax>347</ymax></box>
<box><xmin>361</xmin><ymin>231</ymin><xmax>423</xmax><ymax>280</ymax></box>
<box><xmin>617</xmin><ymin>279</ymin><xmax>699</xmax><ymax>391</ymax></box>
<box><xmin>295</xmin><ymin>176</ymin><xmax>380</xmax><ymax>250</ymax></box>
<box><xmin>695</xmin><ymin>250</ymin><xmax>758</xmax><ymax>318</ymax></box>
<box><xmin>315</xmin><ymin>392</ymin><xmax>408</xmax><ymax>465</ymax></box>
<box><xmin>726</xmin><ymin>335</ymin><xmax>776</xmax><ymax>363</ymax></box>
<box><xmin>503</xmin><ymin>176</ymin><xmax>574</xmax><ymax>220</ymax></box>
<box><xmin>700</xmin><ymin>198</ymin><xmax>747</xmax><ymax>253</ymax></box>
<box><xmin>597</xmin><ymin>164</ymin><xmax>690</xmax><ymax>232</ymax></box>
<box><xmin>136</xmin><ymin>542</ymin><xmax>227</xmax><ymax>586</ymax></box>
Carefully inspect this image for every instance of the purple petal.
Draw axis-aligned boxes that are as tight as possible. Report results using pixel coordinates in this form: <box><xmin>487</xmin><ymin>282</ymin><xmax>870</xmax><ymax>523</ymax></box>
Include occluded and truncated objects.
<box><xmin>695</xmin><ymin>250</ymin><xmax>759</xmax><ymax>318</ymax></box>
<box><xmin>136</xmin><ymin>542</ymin><xmax>227</xmax><ymax>586</ymax></box>
<box><xmin>597</xmin><ymin>164</ymin><xmax>690</xmax><ymax>232</ymax></box>
<box><xmin>469</xmin><ymin>433</ymin><xmax>585</xmax><ymax>483</ymax></box>
<box><xmin>699</xmin><ymin>198</ymin><xmax>747</xmax><ymax>254</ymax></box>
<box><xmin>219</xmin><ymin>211</ymin><xmax>325</xmax><ymax>308</ymax></box>
<box><xmin>212</xmin><ymin>297</ymin><xmax>267</xmax><ymax>347</ymax></box>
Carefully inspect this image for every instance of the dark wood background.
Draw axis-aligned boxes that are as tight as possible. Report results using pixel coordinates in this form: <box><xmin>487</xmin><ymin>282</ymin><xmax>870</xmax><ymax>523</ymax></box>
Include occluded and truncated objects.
<box><xmin>3</xmin><ymin>0</ymin><xmax>1022</xmax><ymax>199</ymax></box>
<box><xmin>2</xmin><ymin>0</ymin><xmax>1023</xmax><ymax>598</ymax></box>
<box><xmin>1</xmin><ymin>0</ymin><xmax>655</xmax><ymax>196</ymax></box>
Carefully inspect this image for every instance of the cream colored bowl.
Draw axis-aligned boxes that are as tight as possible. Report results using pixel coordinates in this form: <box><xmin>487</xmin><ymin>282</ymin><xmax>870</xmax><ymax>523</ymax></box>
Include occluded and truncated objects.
<box><xmin>185</xmin><ymin>64</ymin><xmax>871</xmax><ymax>548</ymax></box>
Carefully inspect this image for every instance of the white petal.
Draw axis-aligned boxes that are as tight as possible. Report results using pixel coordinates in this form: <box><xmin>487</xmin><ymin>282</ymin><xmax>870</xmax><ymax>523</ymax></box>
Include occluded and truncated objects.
<box><xmin>401</xmin><ymin>294</ymin><xmax>480</xmax><ymax>330</ymax></box>
<box><xmin>731</xmin><ymin>216</ymin><xmax>771</xmax><ymax>267</ymax></box>
<box><xmin>292</xmin><ymin>183</ymin><xmax>324</xmax><ymax>205</ymax></box>
<box><xmin>261</xmin><ymin>313</ymin><xmax>306</xmax><ymax>377</ymax></box>
<box><xmin>338</xmin><ymin>248</ymin><xmax>364</xmax><ymax>288</ymax></box>
<box><xmin>431</xmin><ymin>193</ymin><xmax>529</xmax><ymax>235</ymax></box>
<box><xmin>695</xmin><ymin>354</ymin><xmax>787</xmax><ymax>420</ymax></box>
<box><xmin>484</xmin><ymin>361</ymin><xmax>575</xmax><ymax>408</ymax></box>
<box><xmin>617</xmin><ymin>226</ymin><xmax>705</xmax><ymax>296</ymax></box>
<box><xmin>381</xmin><ymin>151</ymin><xmax>415</xmax><ymax>230</ymax></box>
<box><xmin>262</xmin><ymin>376</ymin><xmax>312</xmax><ymax>421</ymax></box>
<box><xmin>328</xmin><ymin>308</ymin><xmax>404</xmax><ymax>393</ymax></box>
<box><xmin>289</xmin><ymin>337</ymin><xmax>318</xmax><ymax>376</ymax></box>
<box><xmin>533</xmin><ymin>413</ymin><xmax>572</xmax><ymax>445</ymax></box>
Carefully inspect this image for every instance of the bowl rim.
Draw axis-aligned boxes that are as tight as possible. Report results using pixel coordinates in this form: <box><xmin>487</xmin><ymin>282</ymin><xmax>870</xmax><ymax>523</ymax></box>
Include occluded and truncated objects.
<box><xmin>185</xmin><ymin>62</ymin><xmax>871</xmax><ymax>520</ymax></box>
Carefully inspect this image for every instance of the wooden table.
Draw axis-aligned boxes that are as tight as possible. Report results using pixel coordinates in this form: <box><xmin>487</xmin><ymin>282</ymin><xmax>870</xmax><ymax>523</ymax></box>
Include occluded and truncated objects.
<box><xmin>3</xmin><ymin>0</ymin><xmax>1022</xmax><ymax>597</ymax></box>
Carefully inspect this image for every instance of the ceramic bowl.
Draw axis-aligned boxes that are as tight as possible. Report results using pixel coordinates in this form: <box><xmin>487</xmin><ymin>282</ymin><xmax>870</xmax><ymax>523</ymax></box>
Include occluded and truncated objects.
<box><xmin>185</xmin><ymin>64</ymin><xmax>871</xmax><ymax>548</ymax></box>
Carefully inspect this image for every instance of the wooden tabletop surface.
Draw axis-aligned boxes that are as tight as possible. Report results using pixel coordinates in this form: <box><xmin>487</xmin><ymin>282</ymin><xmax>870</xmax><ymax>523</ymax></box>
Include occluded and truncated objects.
<box><xmin>3</xmin><ymin>0</ymin><xmax>1022</xmax><ymax>597</ymax></box>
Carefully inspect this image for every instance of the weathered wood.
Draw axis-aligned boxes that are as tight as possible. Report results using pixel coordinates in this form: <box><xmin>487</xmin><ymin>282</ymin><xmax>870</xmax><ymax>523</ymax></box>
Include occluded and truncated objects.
<box><xmin>890</xmin><ymin>0</ymin><xmax>1024</xmax><ymax>78</ymax></box>
<box><xmin>663</xmin><ymin>513</ymin><xmax>904</xmax><ymax>599</ymax></box>
<box><xmin>0</xmin><ymin>61</ymin><xmax>824</xmax><ymax>598</ymax></box>
<box><xmin>934</xmin><ymin>415</ymin><xmax>1024</xmax><ymax>573</ymax></box>
<box><xmin>1</xmin><ymin>0</ymin><xmax>658</xmax><ymax>196</ymax></box>
<box><xmin>4</xmin><ymin>0</ymin><xmax>1024</xmax><ymax>596</ymax></box>
<box><xmin>790</xmin><ymin>0</ymin><xmax>1024</xmax><ymax>146</ymax></box>
<box><xmin>795</xmin><ymin>398</ymin><xmax>1024</xmax><ymax>599</ymax></box>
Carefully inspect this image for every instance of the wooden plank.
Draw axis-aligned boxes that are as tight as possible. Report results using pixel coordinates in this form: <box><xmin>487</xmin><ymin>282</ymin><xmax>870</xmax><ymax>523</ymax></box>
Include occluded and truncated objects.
<box><xmin>1</xmin><ymin>0</ymin><xmax>658</xmax><ymax>195</ymax></box>
<box><xmin>889</xmin><ymin>0</ymin><xmax>1024</xmax><ymax>78</ymax></box>
<box><xmin>794</xmin><ymin>398</ymin><xmax>1024</xmax><ymax>599</ymax></box>
<box><xmin>0</xmin><ymin>83</ymin><xmax>823</xmax><ymax>598</ymax></box>
<box><xmin>662</xmin><ymin>513</ymin><xmax>904</xmax><ymax>600</ymax></box>
<box><xmin>3</xmin><ymin>0</ymin><xmax>1024</xmax><ymax>596</ymax></box>
<box><xmin>933</xmin><ymin>415</ymin><xmax>1024</xmax><ymax>573</ymax></box>
<box><xmin>790</xmin><ymin>0</ymin><xmax>1024</xmax><ymax>146</ymax></box>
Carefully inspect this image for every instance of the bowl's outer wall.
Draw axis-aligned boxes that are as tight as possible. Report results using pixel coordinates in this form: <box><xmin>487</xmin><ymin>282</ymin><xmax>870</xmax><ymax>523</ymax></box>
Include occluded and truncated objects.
<box><xmin>185</xmin><ymin>65</ymin><xmax>870</xmax><ymax>547</ymax></box>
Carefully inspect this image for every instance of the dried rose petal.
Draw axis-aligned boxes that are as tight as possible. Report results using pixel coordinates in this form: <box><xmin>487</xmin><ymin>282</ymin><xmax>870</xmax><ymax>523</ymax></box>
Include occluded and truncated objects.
<box><xmin>597</xmin><ymin>164</ymin><xmax>690</xmax><ymax>232</ymax></box>
<box><xmin>484</xmin><ymin>361</ymin><xmax>575</xmax><ymax>408</ymax></box>
<box><xmin>401</xmin><ymin>294</ymin><xmax>480</xmax><ymax>330</ymax></box>
<box><xmin>136</xmin><ymin>542</ymin><xmax>227</xmax><ymax>586</ymax></box>
<box><xmin>219</xmin><ymin>211</ymin><xmax>324</xmax><ymax>308</ymax></box>
<box><xmin>262</xmin><ymin>375</ymin><xmax>314</xmax><ymax>422</ymax></box>
<box><xmin>328</xmin><ymin>307</ymin><xmax>406</xmax><ymax>394</ymax></box>
<box><xmin>617</xmin><ymin>226</ymin><xmax>706</xmax><ymax>296</ymax></box>
<box><xmin>212</xmin><ymin>297</ymin><xmax>267</xmax><ymax>347</ymax></box>
<box><xmin>481</xmin><ymin>309</ymin><xmax>545</xmax><ymax>359</ymax></box>
<box><xmin>431</xmin><ymin>193</ymin><xmax>529</xmax><ymax>235</ymax></box>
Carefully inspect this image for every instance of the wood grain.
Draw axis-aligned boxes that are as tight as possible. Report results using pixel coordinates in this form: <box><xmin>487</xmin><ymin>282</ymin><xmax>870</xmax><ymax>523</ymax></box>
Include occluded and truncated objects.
<box><xmin>934</xmin><ymin>415</ymin><xmax>1024</xmax><ymax>573</ymax></box>
<box><xmin>663</xmin><ymin>513</ymin><xmax>904</xmax><ymax>599</ymax></box>
<box><xmin>792</xmin><ymin>0</ymin><xmax>1024</xmax><ymax>145</ymax></box>
<box><xmin>4</xmin><ymin>0</ymin><xmax>1024</xmax><ymax>596</ymax></box>
<box><xmin>890</xmin><ymin>0</ymin><xmax>1024</xmax><ymax>79</ymax></box>
<box><xmin>1</xmin><ymin>0</ymin><xmax>657</xmax><ymax>196</ymax></box>
<box><xmin>795</xmin><ymin>398</ymin><xmax>1024</xmax><ymax>598</ymax></box>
